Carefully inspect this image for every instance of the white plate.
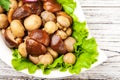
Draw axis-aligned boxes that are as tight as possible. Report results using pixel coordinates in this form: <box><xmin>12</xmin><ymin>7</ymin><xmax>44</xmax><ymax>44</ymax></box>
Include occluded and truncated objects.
<box><xmin>0</xmin><ymin>0</ymin><xmax>107</xmax><ymax>78</ymax></box>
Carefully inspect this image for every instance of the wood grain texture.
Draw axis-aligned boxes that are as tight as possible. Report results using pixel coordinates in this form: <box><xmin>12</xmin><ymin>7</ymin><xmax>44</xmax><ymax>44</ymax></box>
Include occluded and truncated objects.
<box><xmin>80</xmin><ymin>0</ymin><xmax>120</xmax><ymax>7</ymax></box>
<box><xmin>0</xmin><ymin>0</ymin><xmax>120</xmax><ymax>80</ymax></box>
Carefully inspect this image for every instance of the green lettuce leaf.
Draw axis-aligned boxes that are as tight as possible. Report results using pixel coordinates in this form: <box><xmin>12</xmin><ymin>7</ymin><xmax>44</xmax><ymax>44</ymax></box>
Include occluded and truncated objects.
<box><xmin>12</xmin><ymin>49</ymin><xmax>37</xmax><ymax>74</ymax></box>
<box><xmin>69</xmin><ymin>38</ymin><xmax>98</xmax><ymax>74</ymax></box>
<box><xmin>57</xmin><ymin>0</ymin><xmax>76</xmax><ymax>14</ymax></box>
<box><xmin>0</xmin><ymin>0</ymin><xmax>10</xmax><ymax>11</ymax></box>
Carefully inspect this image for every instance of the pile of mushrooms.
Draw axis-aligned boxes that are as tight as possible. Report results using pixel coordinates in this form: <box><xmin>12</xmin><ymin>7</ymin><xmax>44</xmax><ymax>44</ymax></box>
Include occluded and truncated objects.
<box><xmin>0</xmin><ymin>0</ymin><xmax>76</xmax><ymax>66</ymax></box>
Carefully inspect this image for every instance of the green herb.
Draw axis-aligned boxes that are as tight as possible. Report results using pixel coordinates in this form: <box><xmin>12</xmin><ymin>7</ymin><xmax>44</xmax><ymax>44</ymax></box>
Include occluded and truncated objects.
<box><xmin>0</xmin><ymin>0</ymin><xmax>10</xmax><ymax>11</ymax></box>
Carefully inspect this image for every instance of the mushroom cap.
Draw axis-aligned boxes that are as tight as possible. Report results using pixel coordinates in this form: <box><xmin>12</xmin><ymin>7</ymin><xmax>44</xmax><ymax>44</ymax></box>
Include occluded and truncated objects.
<box><xmin>0</xmin><ymin>14</ymin><xmax>9</xmax><ymax>29</ymax></box>
<box><xmin>39</xmin><ymin>52</ymin><xmax>53</xmax><ymax>65</ymax></box>
<box><xmin>26</xmin><ymin>38</ymin><xmax>47</xmax><ymax>56</ymax></box>
<box><xmin>10</xmin><ymin>20</ymin><xmax>25</xmax><ymax>38</ymax></box>
<box><xmin>29</xmin><ymin>30</ymin><xmax>50</xmax><ymax>46</ymax></box>
<box><xmin>43</xmin><ymin>0</ymin><xmax>62</xmax><ymax>12</ymax></box>
<box><xmin>64</xmin><ymin>37</ymin><xmax>76</xmax><ymax>52</ymax></box>
<box><xmin>41</xmin><ymin>11</ymin><xmax>56</xmax><ymax>22</ymax></box>
<box><xmin>44</xmin><ymin>21</ymin><xmax>58</xmax><ymax>34</ymax></box>
<box><xmin>3</xmin><ymin>28</ymin><xmax>22</xmax><ymax>48</ymax></box>
<box><xmin>51</xmin><ymin>34</ymin><xmax>67</xmax><ymax>54</ymax></box>
<box><xmin>24</xmin><ymin>14</ymin><xmax>42</xmax><ymax>31</ymax></box>
<box><xmin>63</xmin><ymin>53</ymin><xmax>76</xmax><ymax>64</ymax></box>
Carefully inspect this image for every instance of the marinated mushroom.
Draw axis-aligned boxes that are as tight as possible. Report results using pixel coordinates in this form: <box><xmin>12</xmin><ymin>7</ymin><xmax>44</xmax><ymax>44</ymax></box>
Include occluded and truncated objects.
<box><xmin>24</xmin><ymin>14</ymin><xmax>42</xmax><ymax>31</ymax></box>
<box><xmin>26</xmin><ymin>38</ymin><xmax>47</xmax><ymax>56</ymax></box>
<box><xmin>29</xmin><ymin>55</ymin><xmax>40</xmax><ymax>64</ymax></box>
<box><xmin>64</xmin><ymin>37</ymin><xmax>76</xmax><ymax>52</ymax></box>
<box><xmin>10</xmin><ymin>20</ymin><xmax>25</xmax><ymax>38</ymax></box>
<box><xmin>0</xmin><ymin>14</ymin><xmax>9</xmax><ymax>29</ymax></box>
<box><xmin>63</xmin><ymin>27</ymin><xmax>67</xmax><ymax>31</ymax></box>
<box><xmin>0</xmin><ymin>6</ymin><xmax>4</xmax><ymax>13</ymax></box>
<box><xmin>56</xmin><ymin>30</ymin><xmax>67</xmax><ymax>40</ymax></box>
<box><xmin>29</xmin><ymin>30</ymin><xmax>50</xmax><ymax>46</ymax></box>
<box><xmin>12</xmin><ymin>1</ymin><xmax>43</xmax><ymax>20</ymax></box>
<box><xmin>8</xmin><ymin>8</ymin><xmax>15</xmax><ymax>22</ymax></box>
<box><xmin>8</xmin><ymin>0</ymin><xmax>18</xmax><ymax>22</ymax></box>
<box><xmin>9</xmin><ymin>0</ymin><xmax>18</xmax><ymax>9</ymax></box>
<box><xmin>41</xmin><ymin>11</ymin><xmax>56</xmax><ymax>22</ymax></box>
<box><xmin>44</xmin><ymin>21</ymin><xmax>58</xmax><ymax>34</ymax></box>
<box><xmin>24</xmin><ymin>1</ymin><xmax>43</xmax><ymax>15</ymax></box>
<box><xmin>56</xmin><ymin>23</ymin><xmax>63</xmax><ymax>29</ymax></box>
<box><xmin>43</xmin><ymin>0</ymin><xmax>62</xmax><ymax>12</ymax></box>
<box><xmin>39</xmin><ymin>52</ymin><xmax>53</xmax><ymax>65</ymax></box>
<box><xmin>47</xmin><ymin>47</ymin><xmax>58</xmax><ymax>59</ymax></box>
<box><xmin>56</xmin><ymin>11</ymin><xmax>72</xmax><ymax>24</ymax></box>
<box><xmin>12</xmin><ymin>5</ymin><xmax>31</xmax><ymax>20</ymax></box>
<box><xmin>57</xmin><ymin>16</ymin><xmax>71</xmax><ymax>28</ymax></box>
<box><xmin>3</xmin><ymin>28</ymin><xmax>22</xmax><ymax>48</ymax></box>
<box><xmin>18</xmin><ymin>43</ymin><xmax>28</xmax><ymax>58</ymax></box>
<box><xmin>51</xmin><ymin>34</ymin><xmax>67</xmax><ymax>54</ymax></box>
<box><xmin>63</xmin><ymin>53</ymin><xmax>76</xmax><ymax>64</ymax></box>
<box><xmin>18</xmin><ymin>0</ymin><xmax>23</xmax><ymax>7</ymax></box>
<box><xmin>66</xmin><ymin>28</ymin><xmax>72</xmax><ymax>36</ymax></box>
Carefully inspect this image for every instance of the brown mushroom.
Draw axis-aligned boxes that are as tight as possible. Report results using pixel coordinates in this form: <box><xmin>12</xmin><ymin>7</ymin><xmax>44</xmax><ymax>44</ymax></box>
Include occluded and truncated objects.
<box><xmin>12</xmin><ymin>5</ymin><xmax>31</xmax><ymax>20</ymax></box>
<box><xmin>7</xmin><ymin>0</ymin><xmax>18</xmax><ymax>22</ymax></box>
<box><xmin>43</xmin><ymin>0</ymin><xmax>62</xmax><ymax>12</ymax></box>
<box><xmin>41</xmin><ymin>11</ymin><xmax>56</xmax><ymax>22</ymax></box>
<box><xmin>18</xmin><ymin>0</ymin><xmax>23</xmax><ymax>7</ymax></box>
<box><xmin>56</xmin><ymin>30</ymin><xmax>68</xmax><ymax>40</ymax></box>
<box><xmin>0</xmin><ymin>14</ymin><xmax>9</xmax><ymax>29</ymax></box>
<box><xmin>44</xmin><ymin>21</ymin><xmax>58</xmax><ymax>34</ymax></box>
<box><xmin>63</xmin><ymin>53</ymin><xmax>76</xmax><ymax>64</ymax></box>
<box><xmin>0</xmin><ymin>6</ymin><xmax>4</xmax><ymax>13</ymax></box>
<box><xmin>24</xmin><ymin>14</ymin><xmax>42</xmax><ymax>31</ymax></box>
<box><xmin>8</xmin><ymin>8</ymin><xmax>15</xmax><ymax>22</ymax></box>
<box><xmin>64</xmin><ymin>37</ymin><xmax>76</xmax><ymax>52</ymax></box>
<box><xmin>66</xmin><ymin>28</ymin><xmax>72</xmax><ymax>36</ymax></box>
<box><xmin>10</xmin><ymin>20</ymin><xmax>25</xmax><ymax>38</ymax></box>
<box><xmin>56</xmin><ymin>23</ymin><xmax>63</xmax><ymax>29</ymax></box>
<box><xmin>26</xmin><ymin>38</ymin><xmax>47</xmax><ymax>56</ymax></box>
<box><xmin>57</xmin><ymin>16</ymin><xmax>71</xmax><ymax>28</ymax></box>
<box><xmin>29</xmin><ymin>30</ymin><xmax>50</xmax><ymax>46</ymax></box>
<box><xmin>2</xmin><ymin>28</ymin><xmax>22</xmax><ymax>48</ymax></box>
<box><xmin>29</xmin><ymin>55</ymin><xmax>40</xmax><ymax>64</ymax></box>
<box><xmin>25</xmin><ymin>1</ymin><xmax>43</xmax><ymax>15</ymax></box>
<box><xmin>9</xmin><ymin>0</ymin><xmax>18</xmax><ymax>9</ymax></box>
<box><xmin>18</xmin><ymin>43</ymin><xmax>28</xmax><ymax>58</ymax></box>
<box><xmin>39</xmin><ymin>52</ymin><xmax>53</xmax><ymax>65</ymax></box>
<box><xmin>56</xmin><ymin>11</ymin><xmax>72</xmax><ymax>24</ymax></box>
<box><xmin>47</xmin><ymin>47</ymin><xmax>58</xmax><ymax>59</ymax></box>
<box><xmin>29</xmin><ymin>52</ymin><xmax>53</xmax><ymax>65</ymax></box>
<box><xmin>51</xmin><ymin>34</ymin><xmax>67</xmax><ymax>55</ymax></box>
<box><xmin>12</xmin><ymin>1</ymin><xmax>43</xmax><ymax>20</ymax></box>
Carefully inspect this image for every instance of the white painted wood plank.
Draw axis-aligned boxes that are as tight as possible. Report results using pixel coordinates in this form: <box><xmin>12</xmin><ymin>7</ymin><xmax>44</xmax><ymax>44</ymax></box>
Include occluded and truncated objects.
<box><xmin>87</xmin><ymin>24</ymin><xmax>120</xmax><ymax>53</ymax></box>
<box><xmin>88</xmin><ymin>24</ymin><xmax>120</xmax><ymax>30</ymax></box>
<box><xmin>83</xmin><ymin>8</ymin><xmax>120</xmax><ymax>24</ymax></box>
<box><xmin>80</xmin><ymin>0</ymin><xmax>120</xmax><ymax>7</ymax></box>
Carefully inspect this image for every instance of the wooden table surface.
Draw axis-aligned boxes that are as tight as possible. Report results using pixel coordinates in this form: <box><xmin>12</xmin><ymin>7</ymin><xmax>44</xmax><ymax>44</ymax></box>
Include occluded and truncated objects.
<box><xmin>0</xmin><ymin>0</ymin><xmax>120</xmax><ymax>80</ymax></box>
